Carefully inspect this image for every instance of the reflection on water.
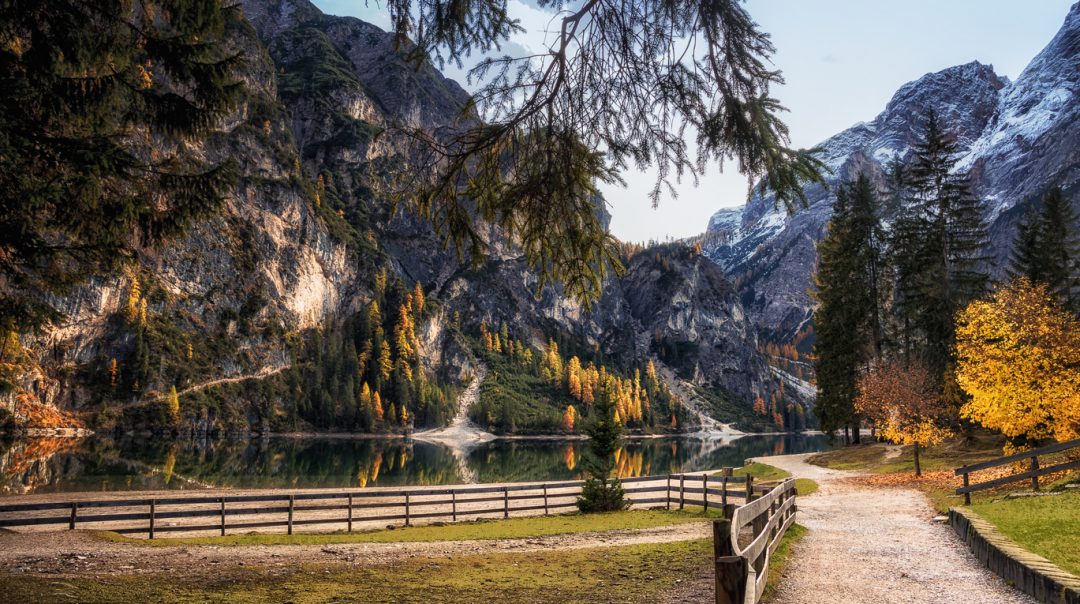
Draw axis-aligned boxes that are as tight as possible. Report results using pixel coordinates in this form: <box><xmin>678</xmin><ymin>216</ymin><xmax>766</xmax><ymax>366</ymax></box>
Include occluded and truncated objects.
<box><xmin>0</xmin><ymin>433</ymin><xmax>834</xmax><ymax>496</ymax></box>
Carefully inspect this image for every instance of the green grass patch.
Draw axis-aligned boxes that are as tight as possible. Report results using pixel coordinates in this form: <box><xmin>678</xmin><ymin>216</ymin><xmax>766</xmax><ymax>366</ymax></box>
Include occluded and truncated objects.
<box><xmin>807</xmin><ymin>434</ymin><xmax>1006</xmax><ymax>475</ymax></box>
<box><xmin>762</xmin><ymin>523</ymin><xmax>808</xmax><ymax>602</ymax></box>
<box><xmin>731</xmin><ymin>462</ymin><xmax>792</xmax><ymax>482</ymax></box>
<box><xmin>0</xmin><ymin>539</ymin><xmax>714</xmax><ymax>604</ymax></box>
<box><xmin>970</xmin><ymin>491</ymin><xmax>1080</xmax><ymax>576</ymax></box>
<box><xmin>719</xmin><ymin>464</ymin><xmax>818</xmax><ymax>496</ymax></box>
<box><xmin>96</xmin><ymin>508</ymin><xmax>723</xmax><ymax>547</ymax></box>
<box><xmin>793</xmin><ymin>478</ymin><xmax>819</xmax><ymax>497</ymax></box>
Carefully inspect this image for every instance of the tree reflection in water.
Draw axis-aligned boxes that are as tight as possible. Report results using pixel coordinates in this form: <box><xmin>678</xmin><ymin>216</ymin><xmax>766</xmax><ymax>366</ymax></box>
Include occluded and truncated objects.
<box><xmin>0</xmin><ymin>433</ymin><xmax>833</xmax><ymax>495</ymax></box>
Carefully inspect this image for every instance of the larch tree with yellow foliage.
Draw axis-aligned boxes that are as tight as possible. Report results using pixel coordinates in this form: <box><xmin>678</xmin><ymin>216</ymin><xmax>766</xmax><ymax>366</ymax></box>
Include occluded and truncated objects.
<box><xmin>854</xmin><ymin>360</ymin><xmax>953</xmax><ymax>476</ymax></box>
<box><xmin>563</xmin><ymin>405</ymin><xmax>577</xmax><ymax>432</ymax></box>
<box><xmin>955</xmin><ymin>278</ymin><xmax>1080</xmax><ymax>449</ymax></box>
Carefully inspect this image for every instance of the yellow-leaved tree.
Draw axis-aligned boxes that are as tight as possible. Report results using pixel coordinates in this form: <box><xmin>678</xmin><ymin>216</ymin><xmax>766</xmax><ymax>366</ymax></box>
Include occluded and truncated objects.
<box><xmin>854</xmin><ymin>360</ymin><xmax>953</xmax><ymax>476</ymax></box>
<box><xmin>955</xmin><ymin>278</ymin><xmax>1080</xmax><ymax>450</ymax></box>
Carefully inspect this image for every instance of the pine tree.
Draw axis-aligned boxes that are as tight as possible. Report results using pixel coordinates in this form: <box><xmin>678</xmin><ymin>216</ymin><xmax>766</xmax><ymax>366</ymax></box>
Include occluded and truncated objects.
<box><xmin>388</xmin><ymin>0</ymin><xmax>824</xmax><ymax>308</ymax></box>
<box><xmin>1</xmin><ymin>1</ymin><xmax>242</xmax><ymax>333</ymax></box>
<box><xmin>1011</xmin><ymin>186</ymin><xmax>1079</xmax><ymax>310</ymax></box>
<box><xmin>912</xmin><ymin>111</ymin><xmax>989</xmax><ymax>378</ymax></box>
<box><xmin>576</xmin><ymin>387</ymin><xmax>628</xmax><ymax>513</ymax></box>
<box><xmin>813</xmin><ymin>178</ymin><xmax>884</xmax><ymax>439</ymax></box>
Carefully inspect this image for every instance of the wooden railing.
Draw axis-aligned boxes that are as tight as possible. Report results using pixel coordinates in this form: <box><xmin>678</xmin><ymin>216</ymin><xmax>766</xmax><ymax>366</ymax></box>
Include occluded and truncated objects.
<box><xmin>0</xmin><ymin>472</ymin><xmax>762</xmax><ymax>538</ymax></box>
<box><xmin>955</xmin><ymin>438</ymin><xmax>1080</xmax><ymax>505</ymax></box>
<box><xmin>713</xmin><ymin>478</ymin><xmax>798</xmax><ymax>604</ymax></box>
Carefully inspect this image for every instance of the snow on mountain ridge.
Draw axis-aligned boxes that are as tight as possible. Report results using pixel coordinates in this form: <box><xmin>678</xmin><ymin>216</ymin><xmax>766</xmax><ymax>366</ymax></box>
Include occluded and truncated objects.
<box><xmin>700</xmin><ymin>3</ymin><xmax>1078</xmax><ymax>341</ymax></box>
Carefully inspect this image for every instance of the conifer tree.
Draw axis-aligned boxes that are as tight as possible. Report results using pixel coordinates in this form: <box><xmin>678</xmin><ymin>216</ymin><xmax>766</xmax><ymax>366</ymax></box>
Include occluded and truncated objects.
<box><xmin>165</xmin><ymin>385</ymin><xmax>180</xmax><ymax>424</ymax></box>
<box><xmin>1011</xmin><ymin>186</ymin><xmax>1079</xmax><ymax>310</ymax></box>
<box><xmin>812</xmin><ymin>176</ymin><xmax>885</xmax><ymax>440</ymax></box>
<box><xmin>388</xmin><ymin>0</ymin><xmax>824</xmax><ymax>307</ymax></box>
<box><xmin>896</xmin><ymin>110</ymin><xmax>989</xmax><ymax>380</ymax></box>
<box><xmin>1</xmin><ymin>0</ymin><xmax>242</xmax><ymax>333</ymax></box>
<box><xmin>577</xmin><ymin>387</ymin><xmax>628</xmax><ymax>513</ymax></box>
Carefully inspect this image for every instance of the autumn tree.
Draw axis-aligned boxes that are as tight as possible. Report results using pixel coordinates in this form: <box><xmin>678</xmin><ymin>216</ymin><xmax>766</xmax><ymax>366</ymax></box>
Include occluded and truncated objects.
<box><xmin>955</xmin><ymin>278</ymin><xmax>1080</xmax><ymax>449</ymax></box>
<box><xmin>854</xmin><ymin>360</ymin><xmax>953</xmax><ymax>476</ymax></box>
<box><xmin>165</xmin><ymin>386</ymin><xmax>181</xmax><ymax>425</ymax></box>
<box><xmin>562</xmin><ymin>405</ymin><xmax>577</xmax><ymax>432</ymax></box>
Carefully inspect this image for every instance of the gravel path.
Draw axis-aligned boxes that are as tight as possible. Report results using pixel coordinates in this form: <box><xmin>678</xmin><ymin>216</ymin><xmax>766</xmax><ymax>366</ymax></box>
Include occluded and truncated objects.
<box><xmin>755</xmin><ymin>453</ymin><xmax>1034</xmax><ymax>603</ymax></box>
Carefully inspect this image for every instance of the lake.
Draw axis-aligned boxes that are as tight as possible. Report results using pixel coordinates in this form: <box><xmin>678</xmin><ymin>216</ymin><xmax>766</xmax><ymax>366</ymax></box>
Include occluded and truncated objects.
<box><xmin>0</xmin><ymin>433</ymin><xmax>834</xmax><ymax>496</ymax></box>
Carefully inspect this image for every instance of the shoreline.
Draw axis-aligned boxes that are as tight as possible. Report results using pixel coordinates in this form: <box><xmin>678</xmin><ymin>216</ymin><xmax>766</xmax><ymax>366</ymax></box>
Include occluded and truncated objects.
<box><xmin>1</xmin><ymin>429</ymin><xmax>827</xmax><ymax>442</ymax></box>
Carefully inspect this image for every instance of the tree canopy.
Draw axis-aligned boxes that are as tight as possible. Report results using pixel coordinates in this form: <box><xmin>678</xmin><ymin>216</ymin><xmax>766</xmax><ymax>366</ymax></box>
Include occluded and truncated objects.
<box><xmin>955</xmin><ymin>277</ymin><xmax>1080</xmax><ymax>449</ymax></box>
<box><xmin>0</xmin><ymin>0</ymin><xmax>243</xmax><ymax>333</ymax></box>
<box><xmin>387</xmin><ymin>0</ymin><xmax>826</xmax><ymax>305</ymax></box>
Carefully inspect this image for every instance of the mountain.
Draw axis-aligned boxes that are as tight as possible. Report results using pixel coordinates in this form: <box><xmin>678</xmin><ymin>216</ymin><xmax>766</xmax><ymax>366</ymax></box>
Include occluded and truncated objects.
<box><xmin>703</xmin><ymin>3</ymin><xmax>1079</xmax><ymax>342</ymax></box>
<box><xmin>1</xmin><ymin>0</ymin><xmax>788</xmax><ymax>437</ymax></box>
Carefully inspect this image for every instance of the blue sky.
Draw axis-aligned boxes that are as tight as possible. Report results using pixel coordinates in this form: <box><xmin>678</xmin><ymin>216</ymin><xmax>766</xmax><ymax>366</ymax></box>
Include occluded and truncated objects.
<box><xmin>312</xmin><ymin>0</ymin><xmax>1074</xmax><ymax>242</ymax></box>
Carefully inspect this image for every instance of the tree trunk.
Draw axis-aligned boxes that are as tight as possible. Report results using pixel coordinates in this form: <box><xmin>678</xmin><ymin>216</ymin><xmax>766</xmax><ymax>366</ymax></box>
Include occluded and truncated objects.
<box><xmin>913</xmin><ymin>443</ymin><xmax>922</xmax><ymax>477</ymax></box>
<box><xmin>852</xmin><ymin>417</ymin><xmax>861</xmax><ymax>444</ymax></box>
<box><xmin>844</xmin><ymin>425</ymin><xmax>850</xmax><ymax>445</ymax></box>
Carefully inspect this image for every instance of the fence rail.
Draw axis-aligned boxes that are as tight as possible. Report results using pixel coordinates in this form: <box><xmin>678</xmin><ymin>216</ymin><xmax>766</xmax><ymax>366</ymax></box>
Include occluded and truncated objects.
<box><xmin>955</xmin><ymin>438</ymin><xmax>1080</xmax><ymax>504</ymax></box>
<box><xmin>0</xmin><ymin>472</ymin><xmax>758</xmax><ymax>538</ymax></box>
<box><xmin>713</xmin><ymin>478</ymin><xmax>798</xmax><ymax>604</ymax></box>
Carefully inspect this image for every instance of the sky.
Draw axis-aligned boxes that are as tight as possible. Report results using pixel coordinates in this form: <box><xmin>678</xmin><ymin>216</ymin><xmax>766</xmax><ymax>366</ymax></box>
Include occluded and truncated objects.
<box><xmin>313</xmin><ymin>0</ymin><xmax>1074</xmax><ymax>242</ymax></box>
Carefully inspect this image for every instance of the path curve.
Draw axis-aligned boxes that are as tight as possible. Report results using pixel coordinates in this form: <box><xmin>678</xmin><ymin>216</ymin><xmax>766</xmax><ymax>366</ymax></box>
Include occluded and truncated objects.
<box><xmin>754</xmin><ymin>452</ymin><xmax>1036</xmax><ymax>604</ymax></box>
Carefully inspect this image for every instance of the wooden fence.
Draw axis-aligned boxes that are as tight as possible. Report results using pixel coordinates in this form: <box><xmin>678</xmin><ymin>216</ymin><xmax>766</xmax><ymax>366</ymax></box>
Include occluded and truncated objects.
<box><xmin>0</xmin><ymin>472</ymin><xmax>763</xmax><ymax>538</ymax></box>
<box><xmin>713</xmin><ymin>478</ymin><xmax>798</xmax><ymax>604</ymax></box>
<box><xmin>955</xmin><ymin>438</ymin><xmax>1080</xmax><ymax>505</ymax></box>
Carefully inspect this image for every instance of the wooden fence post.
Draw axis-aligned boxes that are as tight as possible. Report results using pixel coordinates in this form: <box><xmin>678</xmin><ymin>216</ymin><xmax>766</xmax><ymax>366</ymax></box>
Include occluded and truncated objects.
<box><xmin>219</xmin><ymin>497</ymin><xmax>226</xmax><ymax>537</ymax></box>
<box><xmin>962</xmin><ymin>473</ymin><xmax>971</xmax><ymax>505</ymax></box>
<box><xmin>746</xmin><ymin>475</ymin><xmax>755</xmax><ymax>501</ymax></box>
<box><xmin>149</xmin><ymin>499</ymin><xmax>155</xmax><ymax>539</ymax></box>
<box><xmin>679</xmin><ymin>475</ymin><xmax>685</xmax><ymax>509</ymax></box>
<box><xmin>713</xmin><ymin>519</ymin><xmax>747</xmax><ymax>604</ymax></box>
<box><xmin>288</xmin><ymin>495</ymin><xmax>294</xmax><ymax>535</ymax></box>
<box><xmin>703</xmin><ymin>474</ymin><xmax>709</xmax><ymax>511</ymax></box>
<box><xmin>1030</xmin><ymin>457</ymin><xmax>1040</xmax><ymax>492</ymax></box>
<box><xmin>452</xmin><ymin>489</ymin><xmax>457</xmax><ymax>522</ymax></box>
<box><xmin>69</xmin><ymin>502</ymin><xmax>77</xmax><ymax>530</ymax></box>
<box><xmin>721</xmin><ymin>475</ymin><xmax>728</xmax><ymax>508</ymax></box>
<box><xmin>543</xmin><ymin>485</ymin><xmax>548</xmax><ymax>515</ymax></box>
<box><xmin>666</xmin><ymin>475</ymin><xmax>672</xmax><ymax>509</ymax></box>
<box><xmin>405</xmin><ymin>493</ymin><xmax>411</xmax><ymax>527</ymax></box>
<box><xmin>503</xmin><ymin>487</ymin><xmax>509</xmax><ymax>519</ymax></box>
<box><xmin>347</xmin><ymin>494</ymin><xmax>353</xmax><ymax>532</ymax></box>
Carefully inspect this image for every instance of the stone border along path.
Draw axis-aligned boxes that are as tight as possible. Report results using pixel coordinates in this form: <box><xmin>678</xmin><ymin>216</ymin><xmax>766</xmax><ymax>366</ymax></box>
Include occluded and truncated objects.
<box><xmin>756</xmin><ymin>453</ymin><xmax>1037</xmax><ymax>603</ymax></box>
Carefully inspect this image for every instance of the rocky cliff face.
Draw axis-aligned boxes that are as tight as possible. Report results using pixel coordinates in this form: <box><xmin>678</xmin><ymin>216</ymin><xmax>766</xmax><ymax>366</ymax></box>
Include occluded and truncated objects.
<box><xmin>3</xmin><ymin>0</ymin><xmax>782</xmax><ymax>435</ymax></box>
<box><xmin>704</xmin><ymin>3</ymin><xmax>1079</xmax><ymax>341</ymax></box>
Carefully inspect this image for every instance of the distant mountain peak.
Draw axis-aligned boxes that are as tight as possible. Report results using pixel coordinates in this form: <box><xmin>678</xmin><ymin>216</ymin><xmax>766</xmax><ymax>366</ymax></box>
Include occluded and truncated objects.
<box><xmin>701</xmin><ymin>4</ymin><xmax>1079</xmax><ymax>340</ymax></box>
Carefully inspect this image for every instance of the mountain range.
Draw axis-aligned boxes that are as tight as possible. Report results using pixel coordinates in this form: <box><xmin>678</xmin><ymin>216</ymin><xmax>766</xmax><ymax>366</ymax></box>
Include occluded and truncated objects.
<box><xmin>2</xmin><ymin>0</ymin><xmax>1076</xmax><ymax>437</ymax></box>
<box><xmin>702</xmin><ymin>2</ymin><xmax>1079</xmax><ymax>343</ymax></box>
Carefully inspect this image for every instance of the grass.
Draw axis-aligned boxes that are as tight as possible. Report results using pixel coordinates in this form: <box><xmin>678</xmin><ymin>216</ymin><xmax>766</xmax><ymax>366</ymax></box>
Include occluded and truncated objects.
<box><xmin>96</xmin><ymin>508</ymin><xmax>724</xmax><ymax>547</ymax></box>
<box><xmin>762</xmin><ymin>524</ymin><xmax>808</xmax><ymax>602</ymax></box>
<box><xmin>970</xmin><ymin>490</ymin><xmax>1080</xmax><ymax>576</ymax></box>
<box><xmin>0</xmin><ymin>539</ymin><xmax>714</xmax><ymax>604</ymax></box>
<box><xmin>806</xmin><ymin>433</ymin><xmax>1006</xmax><ymax>476</ymax></box>
<box><xmin>726</xmin><ymin>463</ymin><xmax>820</xmax><ymax>497</ymax></box>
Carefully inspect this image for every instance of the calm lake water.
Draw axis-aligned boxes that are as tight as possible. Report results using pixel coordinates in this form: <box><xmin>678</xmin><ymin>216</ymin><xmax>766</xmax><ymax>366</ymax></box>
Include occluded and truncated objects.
<box><xmin>0</xmin><ymin>434</ymin><xmax>833</xmax><ymax>496</ymax></box>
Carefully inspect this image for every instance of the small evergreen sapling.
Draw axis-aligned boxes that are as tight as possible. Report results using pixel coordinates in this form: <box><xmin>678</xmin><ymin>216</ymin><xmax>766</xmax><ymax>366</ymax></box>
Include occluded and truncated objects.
<box><xmin>577</xmin><ymin>393</ymin><xmax>628</xmax><ymax>513</ymax></box>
